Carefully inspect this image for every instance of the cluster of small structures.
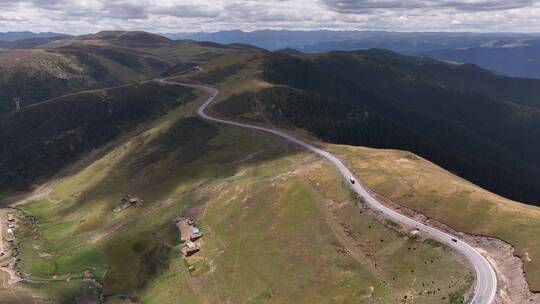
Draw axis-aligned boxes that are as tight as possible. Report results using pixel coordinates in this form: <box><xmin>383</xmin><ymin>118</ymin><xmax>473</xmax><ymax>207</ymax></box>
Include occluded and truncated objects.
<box><xmin>175</xmin><ymin>217</ymin><xmax>203</xmax><ymax>257</ymax></box>
<box><xmin>113</xmin><ymin>195</ymin><xmax>144</xmax><ymax>213</ymax></box>
<box><xmin>0</xmin><ymin>213</ymin><xmax>21</xmax><ymax>276</ymax></box>
<box><xmin>6</xmin><ymin>213</ymin><xmax>16</xmax><ymax>237</ymax></box>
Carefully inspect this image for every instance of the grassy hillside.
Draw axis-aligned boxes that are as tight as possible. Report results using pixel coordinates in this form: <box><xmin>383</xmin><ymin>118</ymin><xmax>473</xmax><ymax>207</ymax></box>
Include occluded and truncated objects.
<box><xmin>5</xmin><ymin>34</ymin><xmax>540</xmax><ymax>302</ymax></box>
<box><xmin>7</xmin><ymin>83</ymin><xmax>472</xmax><ymax>303</ymax></box>
<box><xmin>0</xmin><ymin>47</ymin><xmax>167</xmax><ymax>113</ymax></box>
<box><xmin>0</xmin><ymin>31</ymin><xmax>250</xmax><ymax>113</ymax></box>
<box><xmin>196</xmin><ymin>52</ymin><xmax>540</xmax><ymax>292</ymax></box>
<box><xmin>329</xmin><ymin>144</ymin><xmax>540</xmax><ymax>291</ymax></box>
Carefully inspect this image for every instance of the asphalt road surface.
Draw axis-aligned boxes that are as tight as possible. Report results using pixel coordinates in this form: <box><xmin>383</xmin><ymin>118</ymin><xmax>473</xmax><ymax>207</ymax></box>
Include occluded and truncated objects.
<box><xmin>160</xmin><ymin>79</ymin><xmax>497</xmax><ymax>304</ymax></box>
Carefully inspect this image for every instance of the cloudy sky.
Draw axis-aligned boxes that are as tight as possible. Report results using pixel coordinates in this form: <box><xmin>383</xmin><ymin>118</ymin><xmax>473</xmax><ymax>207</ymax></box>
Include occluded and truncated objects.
<box><xmin>1</xmin><ymin>0</ymin><xmax>539</xmax><ymax>34</ymax></box>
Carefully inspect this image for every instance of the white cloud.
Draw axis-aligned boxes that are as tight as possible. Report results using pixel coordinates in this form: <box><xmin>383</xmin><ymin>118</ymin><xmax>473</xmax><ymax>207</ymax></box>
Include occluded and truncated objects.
<box><xmin>0</xmin><ymin>0</ymin><xmax>538</xmax><ymax>33</ymax></box>
<box><xmin>321</xmin><ymin>0</ymin><xmax>537</xmax><ymax>12</ymax></box>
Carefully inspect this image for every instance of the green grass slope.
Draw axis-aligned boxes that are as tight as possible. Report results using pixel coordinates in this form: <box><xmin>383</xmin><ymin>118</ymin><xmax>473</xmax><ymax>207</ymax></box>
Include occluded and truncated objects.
<box><xmin>193</xmin><ymin>52</ymin><xmax>540</xmax><ymax>292</ymax></box>
<box><xmin>10</xmin><ymin>82</ymin><xmax>472</xmax><ymax>303</ymax></box>
<box><xmin>10</xmin><ymin>40</ymin><xmax>540</xmax><ymax>302</ymax></box>
<box><xmin>0</xmin><ymin>47</ymin><xmax>167</xmax><ymax>113</ymax></box>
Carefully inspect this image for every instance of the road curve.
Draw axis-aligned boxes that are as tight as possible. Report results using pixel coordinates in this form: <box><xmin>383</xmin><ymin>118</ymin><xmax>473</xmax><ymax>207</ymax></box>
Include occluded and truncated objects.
<box><xmin>160</xmin><ymin>79</ymin><xmax>497</xmax><ymax>304</ymax></box>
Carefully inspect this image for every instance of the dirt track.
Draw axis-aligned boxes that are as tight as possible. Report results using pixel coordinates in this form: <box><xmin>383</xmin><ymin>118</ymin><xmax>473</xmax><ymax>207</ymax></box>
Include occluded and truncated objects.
<box><xmin>0</xmin><ymin>211</ymin><xmax>4</xmax><ymax>255</ymax></box>
<box><xmin>0</xmin><ymin>209</ymin><xmax>51</xmax><ymax>303</ymax></box>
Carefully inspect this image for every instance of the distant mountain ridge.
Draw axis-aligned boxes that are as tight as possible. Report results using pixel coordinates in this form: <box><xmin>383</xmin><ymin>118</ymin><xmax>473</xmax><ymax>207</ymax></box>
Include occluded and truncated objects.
<box><xmin>5</xmin><ymin>31</ymin><xmax>540</xmax><ymax>79</ymax></box>
<box><xmin>0</xmin><ymin>31</ymin><xmax>68</xmax><ymax>42</ymax></box>
<box><xmin>163</xmin><ymin>30</ymin><xmax>540</xmax><ymax>52</ymax></box>
<box><xmin>421</xmin><ymin>39</ymin><xmax>540</xmax><ymax>79</ymax></box>
<box><xmin>77</xmin><ymin>30</ymin><xmax>172</xmax><ymax>44</ymax></box>
<box><xmin>0</xmin><ymin>36</ymin><xmax>70</xmax><ymax>49</ymax></box>
<box><xmin>163</xmin><ymin>30</ymin><xmax>540</xmax><ymax>79</ymax></box>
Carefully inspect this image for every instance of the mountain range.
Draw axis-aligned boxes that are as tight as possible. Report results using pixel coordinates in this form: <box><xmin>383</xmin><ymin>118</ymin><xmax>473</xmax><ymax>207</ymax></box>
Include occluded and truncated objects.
<box><xmin>164</xmin><ymin>30</ymin><xmax>540</xmax><ymax>79</ymax></box>
<box><xmin>163</xmin><ymin>30</ymin><xmax>540</xmax><ymax>52</ymax></box>
<box><xmin>3</xmin><ymin>30</ymin><xmax>540</xmax><ymax>79</ymax></box>
<box><xmin>0</xmin><ymin>31</ymin><xmax>68</xmax><ymax>41</ymax></box>
<box><xmin>422</xmin><ymin>39</ymin><xmax>540</xmax><ymax>79</ymax></box>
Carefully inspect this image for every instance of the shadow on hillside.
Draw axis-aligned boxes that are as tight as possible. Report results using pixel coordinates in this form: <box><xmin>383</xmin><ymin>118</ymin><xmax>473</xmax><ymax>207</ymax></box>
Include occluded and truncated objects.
<box><xmin>0</xmin><ymin>81</ymin><xmax>198</xmax><ymax>206</ymax></box>
<box><xmin>25</xmin><ymin>110</ymin><xmax>305</xmax><ymax>296</ymax></box>
<box><xmin>54</xmin><ymin>114</ymin><xmax>302</xmax><ymax>218</ymax></box>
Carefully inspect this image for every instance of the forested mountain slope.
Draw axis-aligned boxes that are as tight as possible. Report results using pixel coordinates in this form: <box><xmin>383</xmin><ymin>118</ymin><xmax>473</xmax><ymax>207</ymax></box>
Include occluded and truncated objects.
<box><xmin>215</xmin><ymin>50</ymin><xmax>540</xmax><ymax>205</ymax></box>
<box><xmin>0</xmin><ymin>81</ymin><xmax>196</xmax><ymax>197</ymax></box>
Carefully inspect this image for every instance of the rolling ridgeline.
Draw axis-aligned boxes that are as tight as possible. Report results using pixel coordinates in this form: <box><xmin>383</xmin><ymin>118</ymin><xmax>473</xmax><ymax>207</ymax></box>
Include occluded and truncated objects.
<box><xmin>2</xmin><ymin>32</ymin><xmax>540</xmax><ymax>207</ymax></box>
<box><xmin>166</xmin><ymin>30</ymin><xmax>540</xmax><ymax>80</ymax></box>
<box><xmin>0</xmin><ymin>30</ymin><xmax>245</xmax><ymax>114</ymax></box>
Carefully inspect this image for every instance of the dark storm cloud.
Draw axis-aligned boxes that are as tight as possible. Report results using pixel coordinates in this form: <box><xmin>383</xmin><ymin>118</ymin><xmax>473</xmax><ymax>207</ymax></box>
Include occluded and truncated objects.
<box><xmin>322</xmin><ymin>0</ymin><xmax>536</xmax><ymax>12</ymax></box>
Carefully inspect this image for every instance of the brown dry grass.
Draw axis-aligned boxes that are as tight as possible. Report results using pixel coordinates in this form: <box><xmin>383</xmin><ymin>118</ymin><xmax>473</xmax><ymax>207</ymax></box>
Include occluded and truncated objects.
<box><xmin>328</xmin><ymin>144</ymin><xmax>540</xmax><ymax>291</ymax></box>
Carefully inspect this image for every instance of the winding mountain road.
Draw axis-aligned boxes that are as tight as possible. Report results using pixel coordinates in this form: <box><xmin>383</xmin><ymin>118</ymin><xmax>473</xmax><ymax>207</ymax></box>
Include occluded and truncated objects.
<box><xmin>160</xmin><ymin>79</ymin><xmax>497</xmax><ymax>304</ymax></box>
